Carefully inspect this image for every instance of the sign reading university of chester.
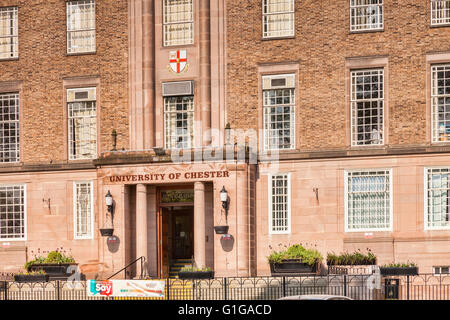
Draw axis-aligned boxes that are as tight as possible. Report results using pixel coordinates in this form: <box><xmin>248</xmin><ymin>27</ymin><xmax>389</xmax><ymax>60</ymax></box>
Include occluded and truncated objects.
<box><xmin>107</xmin><ymin>170</ymin><xmax>230</xmax><ymax>184</ymax></box>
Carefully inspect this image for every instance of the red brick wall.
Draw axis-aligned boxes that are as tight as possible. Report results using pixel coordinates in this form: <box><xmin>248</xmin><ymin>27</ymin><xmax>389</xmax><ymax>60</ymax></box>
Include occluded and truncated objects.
<box><xmin>0</xmin><ymin>0</ymin><xmax>129</xmax><ymax>164</ymax></box>
<box><xmin>226</xmin><ymin>0</ymin><xmax>450</xmax><ymax>150</ymax></box>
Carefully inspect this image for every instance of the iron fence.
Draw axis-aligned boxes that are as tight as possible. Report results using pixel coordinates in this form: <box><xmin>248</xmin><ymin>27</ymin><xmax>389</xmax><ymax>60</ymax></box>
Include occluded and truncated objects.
<box><xmin>1</xmin><ymin>274</ymin><xmax>449</xmax><ymax>300</ymax></box>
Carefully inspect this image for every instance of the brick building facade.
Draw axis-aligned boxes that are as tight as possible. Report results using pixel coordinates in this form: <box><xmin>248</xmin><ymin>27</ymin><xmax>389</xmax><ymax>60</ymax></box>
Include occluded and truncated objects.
<box><xmin>0</xmin><ymin>0</ymin><xmax>449</xmax><ymax>279</ymax></box>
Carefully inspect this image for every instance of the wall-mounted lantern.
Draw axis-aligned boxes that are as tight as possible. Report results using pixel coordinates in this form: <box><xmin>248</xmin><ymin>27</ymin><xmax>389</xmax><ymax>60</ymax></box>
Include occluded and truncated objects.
<box><xmin>220</xmin><ymin>186</ymin><xmax>229</xmax><ymax>210</ymax></box>
<box><xmin>100</xmin><ymin>190</ymin><xmax>114</xmax><ymax>237</ymax></box>
<box><xmin>215</xmin><ymin>186</ymin><xmax>230</xmax><ymax>235</ymax></box>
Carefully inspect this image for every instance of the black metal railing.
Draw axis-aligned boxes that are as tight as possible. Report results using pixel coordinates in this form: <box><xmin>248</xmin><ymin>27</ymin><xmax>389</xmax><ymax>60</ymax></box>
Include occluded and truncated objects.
<box><xmin>106</xmin><ymin>256</ymin><xmax>146</xmax><ymax>280</ymax></box>
<box><xmin>1</xmin><ymin>274</ymin><xmax>449</xmax><ymax>300</ymax></box>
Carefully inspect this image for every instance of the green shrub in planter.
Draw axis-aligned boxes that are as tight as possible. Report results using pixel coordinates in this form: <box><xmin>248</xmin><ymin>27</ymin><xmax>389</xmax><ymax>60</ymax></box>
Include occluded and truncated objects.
<box><xmin>326</xmin><ymin>250</ymin><xmax>377</xmax><ymax>266</ymax></box>
<box><xmin>267</xmin><ymin>244</ymin><xmax>323</xmax><ymax>267</ymax></box>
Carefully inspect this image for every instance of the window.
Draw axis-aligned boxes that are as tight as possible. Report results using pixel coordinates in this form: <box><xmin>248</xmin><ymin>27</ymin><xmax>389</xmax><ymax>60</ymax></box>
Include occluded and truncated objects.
<box><xmin>0</xmin><ymin>7</ymin><xmax>18</xmax><ymax>59</ymax></box>
<box><xmin>345</xmin><ymin>170</ymin><xmax>392</xmax><ymax>232</ymax></box>
<box><xmin>0</xmin><ymin>184</ymin><xmax>26</xmax><ymax>241</ymax></box>
<box><xmin>350</xmin><ymin>0</ymin><xmax>383</xmax><ymax>32</ymax></box>
<box><xmin>269</xmin><ymin>173</ymin><xmax>290</xmax><ymax>234</ymax></box>
<box><xmin>431</xmin><ymin>0</ymin><xmax>450</xmax><ymax>26</ymax></box>
<box><xmin>425</xmin><ymin>168</ymin><xmax>450</xmax><ymax>229</ymax></box>
<box><xmin>351</xmin><ymin>69</ymin><xmax>384</xmax><ymax>146</ymax></box>
<box><xmin>0</xmin><ymin>93</ymin><xmax>19</xmax><ymax>162</ymax></box>
<box><xmin>67</xmin><ymin>87</ymin><xmax>97</xmax><ymax>160</ymax></box>
<box><xmin>163</xmin><ymin>0</ymin><xmax>194</xmax><ymax>46</ymax></box>
<box><xmin>433</xmin><ymin>266</ymin><xmax>450</xmax><ymax>275</ymax></box>
<box><xmin>263</xmin><ymin>74</ymin><xmax>295</xmax><ymax>150</ymax></box>
<box><xmin>262</xmin><ymin>0</ymin><xmax>295</xmax><ymax>38</ymax></box>
<box><xmin>164</xmin><ymin>95</ymin><xmax>194</xmax><ymax>149</ymax></box>
<box><xmin>74</xmin><ymin>181</ymin><xmax>93</xmax><ymax>239</ymax></box>
<box><xmin>67</xmin><ymin>0</ymin><xmax>96</xmax><ymax>54</ymax></box>
<box><xmin>432</xmin><ymin>64</ymin><xmax>450</xmax><ymax>143</ymax></box>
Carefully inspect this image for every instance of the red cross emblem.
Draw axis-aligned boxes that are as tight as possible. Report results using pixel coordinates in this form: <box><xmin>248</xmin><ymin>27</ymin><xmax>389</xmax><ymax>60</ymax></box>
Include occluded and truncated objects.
<box><xmin>169</xmin><ymin>50</ymin><xmax>188</xmax><ymax>74</ymax></box>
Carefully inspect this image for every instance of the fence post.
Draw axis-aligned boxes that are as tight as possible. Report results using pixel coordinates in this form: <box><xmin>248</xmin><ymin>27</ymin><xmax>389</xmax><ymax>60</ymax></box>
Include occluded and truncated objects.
<box><xmin>282</xmin><ymin>277</ymin><xmax>286</xmax><ymax>297</ymax></box>
<box><xmin>3</xmin><ymin>281</ymin><xmax>7</xmax><ymax>301</ymax></box>
<box><xmin>166</xmin><ymin>278</ymin><xmax>170</xmax><ymax>301</ymax></box>
<box><xmin>223</xmin><ymin>277</ymin><xmax>227</xmax><ymax>300</ymax></box>
<box><xmin>343</xmin><ymin>275</ymin><xmax>347</xmax><ymax>297</ymax></box>
<box><xmin>56</xmin><ymin>280</ymin><xmax>61</xmax><ymax>300</ymax></box>
<box><xmin>406</xmin><ymin>275</ymin><xmax>410</xmax><ymax>300</ymax></box>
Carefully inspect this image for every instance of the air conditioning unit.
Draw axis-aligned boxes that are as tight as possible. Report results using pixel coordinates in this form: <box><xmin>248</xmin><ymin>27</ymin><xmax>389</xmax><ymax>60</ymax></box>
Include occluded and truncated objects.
<box><xmin>262</xmin><ymin>74</ymin><xmax>295</xmax><ymax>90</ymax></box>
<box><xmin>162</xmin><ymin>81</ymin><xmax>194</xmax><ymax>97</ymax></box>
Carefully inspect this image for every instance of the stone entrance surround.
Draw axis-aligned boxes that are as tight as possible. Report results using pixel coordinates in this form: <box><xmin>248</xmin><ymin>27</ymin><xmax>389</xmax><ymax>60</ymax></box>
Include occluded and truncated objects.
<box><xmin>97</xmin><ymin>159</ymin><xmax>254</xmax><ymax>279</ymax></box>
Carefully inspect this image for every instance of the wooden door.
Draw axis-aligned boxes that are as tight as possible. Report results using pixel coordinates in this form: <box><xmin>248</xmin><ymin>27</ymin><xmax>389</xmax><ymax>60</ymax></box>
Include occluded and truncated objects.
<box><xmin>158</xmin><ymin>207</ymin><xmax>171</xmax><ymax>278</ymax></box>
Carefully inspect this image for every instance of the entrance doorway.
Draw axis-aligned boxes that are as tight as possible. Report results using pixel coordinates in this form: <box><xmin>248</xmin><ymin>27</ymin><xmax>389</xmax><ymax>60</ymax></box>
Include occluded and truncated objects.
<box><xmin>158</xmin><ymin>206</ymin><xmax>194</xmax><ymax>278</ymax></box>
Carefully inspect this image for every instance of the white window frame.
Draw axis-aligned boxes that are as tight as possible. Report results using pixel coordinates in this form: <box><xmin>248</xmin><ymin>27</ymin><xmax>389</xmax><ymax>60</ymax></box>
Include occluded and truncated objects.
<box><xmin>262</xmin><ymin>0</ymin><xmax>295</xmax><ymax>39</ymax></box>
<box><xmin>0</xmin><ymin>6</ymin><xmax>18</xmax><ymax>59</ymax></box>
<box><xmin>350</xmin><ymin>0</ymin><xmax>384</xmax><ymax>32</ymax></box>
<box><xmin>431</xmin><ymin>0</ymin><xmax>450</xmax><ymax>26</ymax></box>
<box><xmin>263</xmin><ymin>74</ymin><xmax>296</xmax><ymax>151</ymax></box>
<box><xmin>350</xmin><ymin>68</ymin><xmax>385</xmax><ymax>146</ymax></box>
<box><xmin>424</xmin><ymin>167</ymin><xmax>450</xmax><ymax>231</ymax></box>
<box><xmin>73</xmin><ymin>181</ymin><xmax>94</xmax><ymax>240</ymax></box>
<box><xmin>0</xmin><ymin>184</ymin><xmax>26</xmax><ymax>242</ymax></box>
<box><xmin>163</xmin><ymin>0</ymin><xmax>194</xmax><ymax>47</ymax></box>
<box><xmin>66</xmin><ymin>0</ymin><xmax>96</xmax><ymax>54</ymax></box>
<box><xmin>0</xmin><ymin>92</ymin><xmax>20</xmax><ymax>163</ymax></box>
<box><xmin>431</xmin><ymin>64</ymin><xmax>450</xmax><ymax>143</ymax></box>
<box><xmin>433</xmin><ymin>266</ymin><xmax>450</xmax><ymax>275</ymax></box>
<box><xmin>163</xmin><ymin>95</ymin><xmax>195</xmax><ymax>150</ymax></box>
<box><xmin>344</xmin><ymin>169</ymin><xmax>393</xmax><ymax>233</ymax></box>
<box><xmin>268</xmin><ymin>173</ymin><xmax>291</xmax><ymax>235</ymax></box>
<box><xmin>67</xmin><ymin>87</ymin><xmax>97</xmax><ymax>160</ymax></box>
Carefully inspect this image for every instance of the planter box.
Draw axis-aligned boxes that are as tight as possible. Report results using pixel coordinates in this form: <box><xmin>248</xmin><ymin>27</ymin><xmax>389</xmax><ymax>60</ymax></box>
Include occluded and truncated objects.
<box><xmin>100</xmin><ymin>228</ymin><xmax>114</xmax><ymax>237</ymax></box>
<box><xmin>14</xmin><ymin>274</ymin><xmax>49</xmax><ymax>283</ymax></box>
<box><xmin>178</xmin><ymin>271</ymin><xmax>215</xmax><ymax>280</ymax></box>
<box><xmin>328</xmin><ymin>265</ymin><xmax>377</xmax><ymax>275</ymax></box>
<box><xmin>214</xmin><ymin>226</ymin><xmax>229</xmax><ymax>234</ymax></box>
<box><xmin>270</xmin><ymin>259</ymin><xmax>317</xmax><ymax>276</ymax></box>
<box><xmin>380</xmin><ymin>267</ymin><xmax>418</xmax><ymax>276</ymax></box>
<box><xmin>29</xmin><ymin>263</ymin><xmax>78</xmax><ymax>279</ymax></box>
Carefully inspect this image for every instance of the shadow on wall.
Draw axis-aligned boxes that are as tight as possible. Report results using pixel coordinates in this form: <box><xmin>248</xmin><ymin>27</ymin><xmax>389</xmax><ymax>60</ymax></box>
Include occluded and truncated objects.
<box><xmin>220</xmin><ymin>234</ymin><xmax>234</xmax><ymax>252</ymax></box>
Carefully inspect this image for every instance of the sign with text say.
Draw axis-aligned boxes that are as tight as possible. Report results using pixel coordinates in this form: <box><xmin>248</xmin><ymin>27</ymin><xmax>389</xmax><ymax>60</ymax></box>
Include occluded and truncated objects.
<box><xmin>87</xmin><ymin>280</ymin><xmax>165</xmax><ymax>298</ymax></box>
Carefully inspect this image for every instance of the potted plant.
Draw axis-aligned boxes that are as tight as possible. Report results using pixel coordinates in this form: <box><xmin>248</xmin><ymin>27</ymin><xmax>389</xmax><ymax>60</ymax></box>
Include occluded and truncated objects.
<box><xmin>14</xmin><ymin>270</ymin><xmax>49</xmax><ymax>283</ymax></box>
<box><xmin>327</xmin><ymin>250</ymin><xmax>377</xmax><ymax>275</ymax></box>
<box><xmin>268</xmin><ymin>244</ymin><xmax>323</xmax><ymax>276</ymax></box>
<box><xmin>178</xmin><ymin>266</ymin><xmax>215</xmax><ymax>280</ymax></box>
<box><xmin>214</xmin><ymin>225</ymin><xmax>229</xmax><ymax>234</ymax></box>
<box><xmin>100</xmin><ymin>228</ymin><xmax>114</xmax><ymax>236</ymax></box>
<box><xmin>25</xmin><ymin>249</ymin><xmax>78</xmax><ymax>280</ymax></box>
<box><xmin>380</xmin><ymin>262</ymin><xmax>418</xmax><ymax>276</ymax></box>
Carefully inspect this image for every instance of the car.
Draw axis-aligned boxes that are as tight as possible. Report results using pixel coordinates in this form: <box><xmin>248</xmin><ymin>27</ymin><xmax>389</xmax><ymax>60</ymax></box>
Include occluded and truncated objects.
<box><xmin>278</xmin><ymin>294</ymin><xmax>353</xmax><ymax>300</ymax></box>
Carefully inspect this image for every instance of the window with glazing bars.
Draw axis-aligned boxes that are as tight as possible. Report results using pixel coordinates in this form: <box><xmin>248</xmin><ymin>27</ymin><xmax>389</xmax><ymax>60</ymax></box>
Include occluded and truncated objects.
<box><xmin>346</xmin><ymin>170</ymin><xmax>391</xmax><ymax>231</ymax></box>
<box><xmin>433</xmin><ymin>266</ymin><xmax>450</xmax><ymax>275</ymax></box>
<box><xmin>74</xmin><ymin>181</ymin><xmax>93</xmax><ymax>239</ymax></box>
<box><xmin>351</xmin><ymin>69</ymin><xmax>384</xmax><ymax>146</ymax></box>
<box><xmin>263</xmin><ymin>74</ymin><xmax>295</xmax><ymax>150</ymax></box>
<box><xmin>0</xmin><ymin>93</ymin><xmax>19</xmax><ymax>163</ymax></box>
<box><xmin>67</xmin><ymin>88</ymin><xmax>97</xmax><ymax>160</ymax></box>
<box><xmin>163</xmin><ymin>0</ymin><xmax>194</xmax><ymax>46</ymax></box>
<box><xmin>425</xmin><ymin>168</ymin><xmax>450</xmax><ymax>229</ymax></box>
<box><xmin>350</xmin><ymin>0</ymin><xmax>383</xmax><ymax>31</ymax></box>
<box><xmin>67</xmin><ymin>0</ymin><xmax>96</xmax><ymax>54</ymax></box>
<box><xmin>0</xmin><ymin>7</ymin><xmax>18</xmax><ymax>59</ymax></box>
<box><xmin>270</xmin><ymin>174</ymin><xmax>290</xmax><ymax>234</ymax></box>
<box><xmin>432</xmin><ymin>64</ymin><xmax>450</xmax><ymax>143</ymax></box>
<box><xmin>0</xmin><ymin>184</ymin><xmax>25</xmax><ymax>240</ymax></box>
<box><xmin>164</xmin><ymin>96</ymin><xmax>194</xmax><ymax>149</ymax></box>
<box><xmin>263</xmin><ymin>0</ymin><xmax>294</xmax><ymax>38</ymax></box>
<box><xmin>431</xmin><ymin>0</ymin><xmax>450</xmax><ymax>25</ymax></box>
